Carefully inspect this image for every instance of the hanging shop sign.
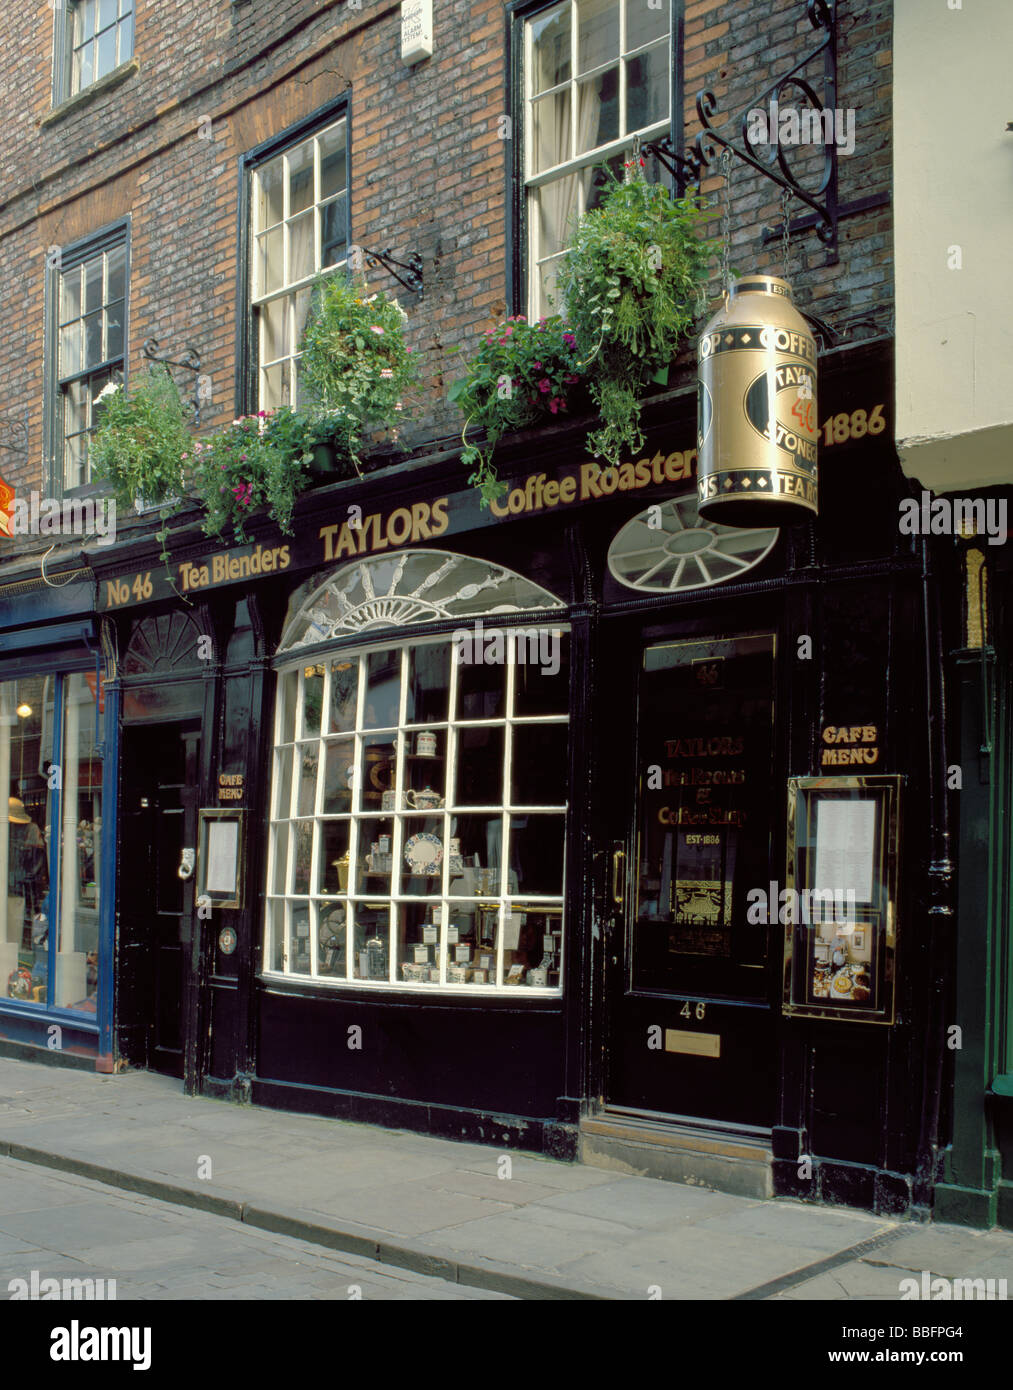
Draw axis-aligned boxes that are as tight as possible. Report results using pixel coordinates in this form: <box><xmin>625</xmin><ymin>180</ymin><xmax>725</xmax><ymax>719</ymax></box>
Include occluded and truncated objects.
<box><xmin>697</xmin><ymin>275</ymin><xmax>819</xmax><ymax>527</ymax></box>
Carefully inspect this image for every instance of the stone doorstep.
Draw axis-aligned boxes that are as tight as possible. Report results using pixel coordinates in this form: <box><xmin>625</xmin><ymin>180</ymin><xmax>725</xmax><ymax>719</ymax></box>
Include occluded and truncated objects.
<box><xmin>579</xmin><ymin>1115</ymin><xmax>773</xmax><ymax>1201</ymax></box>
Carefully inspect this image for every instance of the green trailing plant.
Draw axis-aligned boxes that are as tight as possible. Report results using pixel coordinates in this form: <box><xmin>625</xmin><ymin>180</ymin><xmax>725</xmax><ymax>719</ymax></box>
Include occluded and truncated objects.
<box><xmin>186</xmin><ymin>408</ymin><xmax>314</xmax><ymax>545</ymax></box>
<box><xmin>89</xmin><ymin>365</ymin><xmax>192</xmax><ymax>572</ymax></box>
<box><xmin>298</xmin><ymin>273</ymin><xmax>415</xmax><ymax>471</ymax></box>
<box><xmin>557</xmin><ymin>165</ymin><xmax>713</xmax><ymax>465</ymax></box>
<box><xmin>447</xmin><ymin>315</ymin><xmax>586</xmax><ymax>506</ymax></box>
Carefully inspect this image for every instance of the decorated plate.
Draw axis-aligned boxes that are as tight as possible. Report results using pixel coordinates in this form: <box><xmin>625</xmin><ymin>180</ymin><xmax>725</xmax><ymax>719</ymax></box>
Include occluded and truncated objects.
<box><xmin>404</xmin><ymin>832</ymin><xmax>443</xmax><ymax>875</ymax></box>
<box><xmin>832</xmin><ymin>971</ymin><xmax>854</xmax><ymax>995</ymax></box>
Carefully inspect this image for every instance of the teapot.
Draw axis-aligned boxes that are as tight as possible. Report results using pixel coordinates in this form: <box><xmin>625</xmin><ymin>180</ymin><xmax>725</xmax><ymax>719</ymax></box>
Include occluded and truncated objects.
<box><xmin>406</xmin><ymin>787</ymin><xmax>443</xmax><ymax>811</ymax></box>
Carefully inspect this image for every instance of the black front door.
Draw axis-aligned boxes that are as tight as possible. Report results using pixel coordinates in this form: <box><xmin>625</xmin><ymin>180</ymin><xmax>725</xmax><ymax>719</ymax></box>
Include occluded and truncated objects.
<box><xmin>118</xmin><ymin>723</ymin><xmax>199</xmax><ymax>1078</ymax></box>
<box><xmin>601</xmin><ymin>613</ymin><xmax>784</xmax><ymax>1130</ymax></box>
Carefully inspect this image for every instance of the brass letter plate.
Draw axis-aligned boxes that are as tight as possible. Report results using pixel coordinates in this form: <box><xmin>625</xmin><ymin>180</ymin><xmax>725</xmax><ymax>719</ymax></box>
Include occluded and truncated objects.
<box><xmin>664</xmin><ymin>1029</ymin><xmax>721</xmax><ymax>1058</ymax></box>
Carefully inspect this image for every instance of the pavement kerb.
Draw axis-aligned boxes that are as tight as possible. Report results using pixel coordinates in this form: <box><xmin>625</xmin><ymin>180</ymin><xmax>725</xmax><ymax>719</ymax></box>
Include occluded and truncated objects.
<box><xmin>0</xmin><ymin>1137</ymin><xmax>610</xmax><ymax>1300</ymax></box>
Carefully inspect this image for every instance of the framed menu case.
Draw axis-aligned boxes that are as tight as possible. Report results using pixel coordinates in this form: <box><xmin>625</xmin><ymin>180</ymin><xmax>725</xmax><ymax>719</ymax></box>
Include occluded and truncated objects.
<box><xmin>782</xmin><ymin>775</ymin><xmax>901</xmax><ymax>1023</ymax></box>
<box><xmin>197</xmin><ymin>809</ymin><xmax>246</xmax><ymax>910</ymax></box>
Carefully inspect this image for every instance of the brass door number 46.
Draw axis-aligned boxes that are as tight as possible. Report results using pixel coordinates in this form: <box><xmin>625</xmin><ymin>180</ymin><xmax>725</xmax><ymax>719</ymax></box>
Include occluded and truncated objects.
<box><xmin>678</xmin><ymin>1001</ymin><xmax>707</xmax><ymax>1021</ymax></box>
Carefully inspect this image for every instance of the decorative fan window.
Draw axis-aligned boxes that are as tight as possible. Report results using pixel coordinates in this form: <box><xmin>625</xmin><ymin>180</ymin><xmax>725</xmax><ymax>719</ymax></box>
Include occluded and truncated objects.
<box><xmin>121</xmin><ymin>611</ymin><xmax>207</xmax><ymax>722</ymax></box>
<box><xmin>607</xmin><ymin>494</ymin><xmax>779</xmax><ymax>593</ymax></box>
<box><xmin>279</xmin><ymin>550</ymin><xmax>565</xmax><ymax>650</ymax></box>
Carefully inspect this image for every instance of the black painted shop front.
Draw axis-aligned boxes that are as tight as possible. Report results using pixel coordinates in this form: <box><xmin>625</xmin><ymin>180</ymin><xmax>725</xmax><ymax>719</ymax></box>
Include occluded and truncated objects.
<box><xmin>97</xmin><ymin>339</ymin><xmax>954</xmax><ymax>1215</ymax></box>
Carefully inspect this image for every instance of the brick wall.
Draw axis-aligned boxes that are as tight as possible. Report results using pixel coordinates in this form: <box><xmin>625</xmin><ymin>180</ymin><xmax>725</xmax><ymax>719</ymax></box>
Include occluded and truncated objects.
<box><xmin>685</xmin><ymin>0</ymin><xmax>893</xmax><ymax>330</ymax></box>
<box><xmin>0</xmin><ymin>0</ymin><xmax>891</xmax><ymax>556</ymax></box>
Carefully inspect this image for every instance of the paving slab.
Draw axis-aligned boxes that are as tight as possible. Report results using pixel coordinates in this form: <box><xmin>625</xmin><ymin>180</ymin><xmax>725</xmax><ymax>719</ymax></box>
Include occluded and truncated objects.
<box><xmin>2</xmin><ymin>1055</ymin><xmax>1010</xmax><ymax>1301</ymax></box>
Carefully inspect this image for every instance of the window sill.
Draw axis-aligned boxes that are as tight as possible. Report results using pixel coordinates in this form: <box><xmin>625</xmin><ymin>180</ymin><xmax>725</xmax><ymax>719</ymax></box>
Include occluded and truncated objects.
<box><xmin>41</xmin><ymin>59</ymin><xmax>140</xmax><ymax>129</ymax></box>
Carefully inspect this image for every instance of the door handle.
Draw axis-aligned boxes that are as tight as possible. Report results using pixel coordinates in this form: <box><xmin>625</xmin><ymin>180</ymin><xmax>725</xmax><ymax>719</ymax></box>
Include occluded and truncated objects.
<box><xmin>611</xmin><ymin>848</ymin><xmax>626</xmax><ymax>907</ymax></box>
<box><xmin>178</xmin><ymin>848</ymin><xmax>195</xmax><ymax>881</ymax></box>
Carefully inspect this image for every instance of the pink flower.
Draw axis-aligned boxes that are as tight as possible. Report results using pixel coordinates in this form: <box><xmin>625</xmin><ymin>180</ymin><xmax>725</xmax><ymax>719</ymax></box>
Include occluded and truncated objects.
<box><xmin>549</xmin><ymin>398</ymin><xmax>560</xmax><ymax>414</ymax></box>
<box><xmin>532</xmin><ymin>361</ymin><xmax>543</xmax><ymax>370</ymax></box>
<box><xmin>564</xmin><ymin>372</ymin><xmax>579</xmax><ymax>384</ymax></box>
<box><xmin>563</xmin><ymin>333</ymin><xmax>576</xmax><ymax>348</ymax></box>
<box><xmin>369</xmin><ymin>325</ymin><xmax>384</xmax><ymax>335</ymax></box>
<box><xmin>537</xmin><ymin>378</ymin><xmax>551</xmax><ymax>394</ymax></box>
<box><xmin>502</xmin><ymin>325</ymin><xmax>514</xmax><ymax>336</ymax></box>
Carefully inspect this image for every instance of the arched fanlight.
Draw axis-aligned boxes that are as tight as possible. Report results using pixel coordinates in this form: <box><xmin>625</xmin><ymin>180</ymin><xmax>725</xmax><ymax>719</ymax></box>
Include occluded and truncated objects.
<box><xmin>279</xmin><ymin>549</ymin><xmax>565</xmax><ymax>650</ymax></box>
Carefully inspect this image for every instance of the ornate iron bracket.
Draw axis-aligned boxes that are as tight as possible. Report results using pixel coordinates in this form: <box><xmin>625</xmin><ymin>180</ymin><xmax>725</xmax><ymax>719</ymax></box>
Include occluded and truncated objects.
<box><xmin>0</xmin><ymin>411</ymin><xmax>29</xmax><ymax>459</ymax></box>
<box><xmin>644</xmin><ymin>0</ymin><xmax>845</xmax><ymax>264</ymax></box>
<box><xmin>142</xmin><ymin>338</ymin><xmax>204</xmax><ymax>426</ymax></box>
<box><xmin>350</xmin><ymin>246</ymin><xmax>424</xmax><ymax>298</ymax></box>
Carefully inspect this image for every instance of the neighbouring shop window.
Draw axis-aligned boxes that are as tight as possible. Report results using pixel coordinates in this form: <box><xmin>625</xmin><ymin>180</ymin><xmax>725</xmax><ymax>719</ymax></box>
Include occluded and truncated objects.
<box><xmin>266</xmin><ymin>625</ymin><xmax>570</xmax><ymax>992</ymax></box>
<box><xmin>633</xmin><ymin>634</ymin><xmax>775</xmax><ymax>994</ymax></box>
<box><xmin>1</xmin><ymin>673</ymin><xmax>102</xmax><ymax>1010</ymax></box>
<box><xmin>248</xmin><ymin>113</ymin><xmax>349</xmax><ymax>410</ymax></box>
<box><xmin>521</xmin><ymin>0</ymin><xmax>671</xmax><ymax>317</ymax></box>
<box><xmin>47</xmin><ymin>225</ymin><xmax>128</xmax><ymax>491</ymax></box>
<box><xmin>55</xmin><ymin>1</ymin><xmax>135</xmax><ymax>104</ymax></box>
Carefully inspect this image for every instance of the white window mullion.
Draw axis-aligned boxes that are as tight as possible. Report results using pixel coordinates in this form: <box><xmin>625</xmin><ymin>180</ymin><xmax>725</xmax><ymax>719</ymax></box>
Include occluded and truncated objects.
<box><xmin>618</xmin><ymin>0</ymin><xmax>628</xmax><ymax>140</ymax></box>
<box><xmin>501</xmin><ymin>648</ymin><xmax>516</xmax><ymax>985</ymax></box>
<box><xmin>389</xmin><ymin>647</ymin><xmax>411</xmax><ymax>984</ymax></box>
<box><xmin>313</xmin><ymin>136</ymin><xmax>322</xmax><ymax>274</ymax></box>
<box><xmin>569</xmin><ymin>0</ymin><xmax>578</xmax><ymax>165</ymax></box>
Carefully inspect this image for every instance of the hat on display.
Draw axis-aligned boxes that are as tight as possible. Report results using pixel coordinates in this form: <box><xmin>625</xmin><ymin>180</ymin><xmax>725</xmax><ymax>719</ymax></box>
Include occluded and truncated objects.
<box><xmin>8</xmin><ymin>797</ymin><xmax>30</xmax><ymax>825</ymax></box>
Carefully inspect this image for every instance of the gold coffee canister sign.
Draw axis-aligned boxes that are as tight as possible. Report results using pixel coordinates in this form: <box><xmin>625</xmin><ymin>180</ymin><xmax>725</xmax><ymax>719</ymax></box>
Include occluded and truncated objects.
<box><xmin>697</xmin><ymin>275</ymin><xmax>818</xmax><ymax>526</ymax></box>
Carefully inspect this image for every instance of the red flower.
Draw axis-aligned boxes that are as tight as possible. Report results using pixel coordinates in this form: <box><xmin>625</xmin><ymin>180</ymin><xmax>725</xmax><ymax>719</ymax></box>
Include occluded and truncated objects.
<box><xmin>537</xmin><ymin>378</ymin><xmax>551</xmax><ymax>393</ymax></box>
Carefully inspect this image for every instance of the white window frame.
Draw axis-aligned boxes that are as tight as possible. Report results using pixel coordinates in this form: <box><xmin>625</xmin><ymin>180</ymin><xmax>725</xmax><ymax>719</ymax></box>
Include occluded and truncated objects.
<box><xmin>264</xmin><ymin>630</ymin><xmax>569</xmax><ymax>995</ymax></box>
<box><xmin>55</xmin><ymin>0</ymin><xmax>135</xmax><ymax>105</ymax></box>
<box><xmin>249</xmin><ymin>118</ymin><xmax>350</xmax><ymax>412</ymax></box>
<box><xmin>48</xmin><ymin>226</ymin><xmax>128</xmax><ymax>492</ymax></box>
<box><xmin>522</xmin><ymin>0</ymin><xmax>672</xmax><ymax>318</ymax></box>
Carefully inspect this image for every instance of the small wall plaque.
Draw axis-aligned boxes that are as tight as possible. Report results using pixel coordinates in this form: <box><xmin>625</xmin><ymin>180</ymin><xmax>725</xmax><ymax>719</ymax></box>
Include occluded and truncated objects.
<box><xmin>401</xmin><ymin>0</ymin><xmax>433</xmax><ymax>64</ymax></box>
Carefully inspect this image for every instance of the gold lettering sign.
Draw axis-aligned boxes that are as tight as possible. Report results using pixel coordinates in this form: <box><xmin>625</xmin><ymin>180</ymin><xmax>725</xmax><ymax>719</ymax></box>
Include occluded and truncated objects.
<box><xmin>178</xmin><ymin>544</ymin><xmax>291</xmax><ymax>594</ymax></box>
<box><xmin>319</xmin><ymin>498</ymin><xmax>450</xmax><ymax>563</ymax></box>
<box><xmin>820</xmin><ymin>725</ymin><xmax>880</xmax><ymax>767</ymax></box>
<box><xmin>218</xmin><ymin>773</ymin><xmax>245</xmax><ymax>802</ymax></box>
